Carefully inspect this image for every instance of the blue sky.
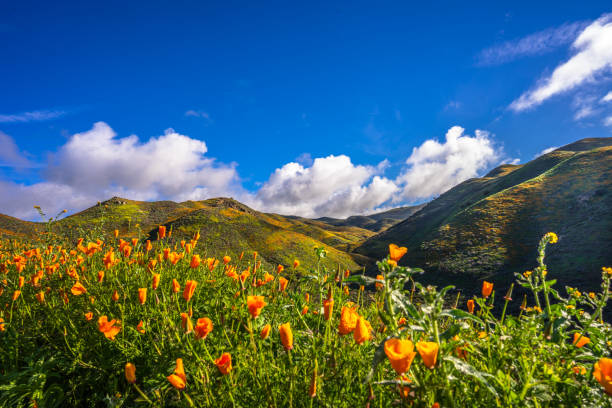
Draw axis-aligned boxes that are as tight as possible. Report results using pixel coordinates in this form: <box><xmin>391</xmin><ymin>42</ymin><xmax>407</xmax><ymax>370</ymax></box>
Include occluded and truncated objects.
<box><xmin>1</xmin><ymin>1</ymin><xmax>611</xmax><ymax>220</ymax></box>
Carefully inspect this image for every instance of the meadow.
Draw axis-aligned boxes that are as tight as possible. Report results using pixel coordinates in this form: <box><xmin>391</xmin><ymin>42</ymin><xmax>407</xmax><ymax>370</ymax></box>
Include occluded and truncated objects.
<box><xmin>1</xmin><ymin>226</ymin><xmax>612</xmax><ymax>407</ymax></box>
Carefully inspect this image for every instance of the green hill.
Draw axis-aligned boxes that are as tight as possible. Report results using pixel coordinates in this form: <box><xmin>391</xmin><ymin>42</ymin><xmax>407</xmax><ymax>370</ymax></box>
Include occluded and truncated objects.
<box><xmin>0</xmin><ymin>197</ymin><xmax>375</xmax><ymax>273</ymax></box>
<box><xmin>354</xmin><ymin>138</ymin><xmax>612</xmax><ymax>293</ymax></box>
<box><xmin>315</xmin><ymin>204</ymin><xmax>426</xmax><ymax>232</ymax></box>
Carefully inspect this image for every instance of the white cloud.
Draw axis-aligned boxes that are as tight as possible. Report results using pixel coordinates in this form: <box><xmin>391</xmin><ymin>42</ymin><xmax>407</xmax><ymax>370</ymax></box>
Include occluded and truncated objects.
<box><xmin>572</xmin><ymin>94</ymin><xmax>600</xmax><ymax>120</ymax></box>
<box><xmin>604</xmin><ymin>116</ymin><xmax>612</xmax><ymax>127</ymax></box>
<box><xmin>533</xmin><ymin>146</ymin><xmax>559</xmax><ymax>158</ymax></box>
<box><xmin>249</xmin><ymin>155</ymin><xmax>397</xmax><ymax>218</ymax></box>
<box><xmin>394</xmin><ymin>126</ymin><xmax>502</xmax><ymax>201</ymax></box>
<box><xmin>0</xmin><ymin>131</ymin><xmax>33</xmax><ymax>167</ymax></box>
<box><xmin>0</xmin><ymin>122</ymin><xmax>242</xmax><ymax>219</ymax></box>
<box><xmin>477</xmin><ymin>21</ymin><xmax>588</xmax><ymax>66</ymax></box>
<box><xmin>1</xmin><ymin>122</ymin><xmax>504</xmax><ymax>221</ymax></box>
<box><xmin>511</xmin><ymin>14</ymin><xmax>612</xmax><ymax>111</ymax></box>
<box><xmin>0</xmin><ymin>109</ymin><xmax>66</xmax><ymax>123</ymax></box>
<box><xmin>185</xmin><ymin>110</ymin><xmax>212</xmax><ymax>121</ymax></box>
<box><xmin>602</xmin><ymin>91</ymin><xmax>612</xmax><ymax>102</ymax></box>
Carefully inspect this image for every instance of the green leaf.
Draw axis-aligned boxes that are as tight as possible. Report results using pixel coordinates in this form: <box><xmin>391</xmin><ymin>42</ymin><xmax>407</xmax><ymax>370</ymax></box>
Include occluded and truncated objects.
<box><xmin>444</xmin><ymin>356</ymin><xmax>498</xmax><ymax>397</ymax></box>
<box><xmin>441</xmin><ymin>309</ymin><xmax>484</xmax><ymax>326</ymax></box>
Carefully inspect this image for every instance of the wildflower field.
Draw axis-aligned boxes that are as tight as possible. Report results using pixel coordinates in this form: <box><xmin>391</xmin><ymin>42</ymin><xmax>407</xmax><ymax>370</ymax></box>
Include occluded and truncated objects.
<box><xmin>1</xmin><ymin>228</ymin><xmax>612</xmax><ymax>407</ymax></box>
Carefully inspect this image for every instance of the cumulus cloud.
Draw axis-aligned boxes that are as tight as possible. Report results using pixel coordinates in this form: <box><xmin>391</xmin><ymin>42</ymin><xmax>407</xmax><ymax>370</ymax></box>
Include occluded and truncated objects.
<box><xmin>0</xmin><ymin>109</ymin><xmax>66</xmax><ymax>123</ymax></box>
<box><xmin>602</xmin><ymin>91</ymin><xmax>612</xmax><ymax>102</ymax></box>
<box><xmin>510</xmin><ymin>14</ymin><xmax>612</xmax><ymax>111</ymax></box>
<box><xmin>604</xmin><ymin>116</ymin><xmax>612</xmax><ymax>127</ymax></box>
<box><xmin>394</xmin><ymin>126</ymin><xmax>501</xmax><ymax>201</ymax></box>
<box><xmin>0</xmin><ymin>122</ymin><xmax>504</xmax><ymax>220</ymax></box>
<box><xmin>0</xmin><ymin>122</ymin><xmax>242</xmax><ymax>219</ymax></box>
<box><xmin>0</xmin><ymin>131</ymin><xmax>33</xmax><ymax>167</ymax></box>
<box><xmin>249</xmin><ymin>155</ymin><xmax>397</xmax><ymax>218</ymax></box>
<box><xmin>477</xmin><ymin>21</ymin><xmax>588</xmax><ymax>66</ymax></box>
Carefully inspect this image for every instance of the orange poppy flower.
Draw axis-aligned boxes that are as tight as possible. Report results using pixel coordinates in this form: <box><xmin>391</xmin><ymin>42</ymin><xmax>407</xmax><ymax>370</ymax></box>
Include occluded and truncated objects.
<box><xmin>467</xmin><ymin>299</ymin><xmax>475</xmax><ymax>314</ymax></box>
<box><xmin>190</xmin><ymin>255</ymin><xmax>201</xmax><ymax>269</ymax></box>
<box><xmin>18</xmin><ymin>276</ymin><xmax>24</xmax><ymax>288</ymax></box>
<box><xmin>260</xmin><ymin>324</ymin><xmax>271</xmax><ymax>340</ymax></box>
<box><xmin>277</xmin><ymin>264</ymin><xmax>284</xmax><ymax>274</ymax></box>
<box><xmin>279</xmin><ymin>276</ymin><xmax>288</xmax><ymax>292</ymax></box>
<box><xmin>180</xmin><ymin>313</ymin><xmax>193</xmax><ymax>333</ymax></box>
<box><xmin>214</xmin><ymin>353</ymin><xmax>232</xmax><ymax>375</ymax></box>
<box><xmin>145</xmin><ymin>240</ymin><xmax>153</xmax><ymax>252</ymax></box>
<box><xmin>71</xmin><ymin>282</ymin><xmax>87</xmax><ymax>296</ymax></box>
<box><xmin>85</xmin><ymin>312</ymin><xmax>93</xmax><ymax>321</ymax></box>
<box><xmin>183</xmin><ymin>280</ymin><xmax>197</xmax><ymax>301</ymax></box>
<box><xmin>338</xmin><ymin>306</ymin><xmax>359</xmax><ymax>335</ymax></box>
<box><xmin>594</xmin><ymin>357</ymin><xmax>612</xmax><ymax>395</ymax></box>
<box><xmin>172</xmin><ymin>279</ymin><xmax>180</xmax><ymax>293</ymax></box>
<box><xmin>125</xmin><ymin>363</ymin><xmax>136</xmax><ymax>384</ymax></box>
<box><xmin>222</xmin><ymin>255</ymin><xmax>231</xmax><ymax>264</ymax></box>
<box><xmin>158</xmin><ymin>225</ymin><xmax>166</xmax><ymax>240</ymax></box>
<box><xmin>384</xmin><ymin>338</ymin><xmax>417</xmax><ymax>374</ymax></box>
<box><xmin>138</xmin><ymin>288</ymin><xmax>147</xmax><ymax>305</ymax></box>
<box><xmin>323</xmin><ymin>298</ymin><xmax>334</xmax><ymax>321</ymax></box>
<box><xmin>112</xmin><ymin>290</ymin><xmax>120</xmax><ymax>302</ymax></box>
<box><xmin>113</xmin><ymin>229</ymin><xmax>119</xmax><ymax>238</ymax></box>
<box><xmin>97</xmin><ymin>270</ymin><xmax>104</xmax><ymax>283</ymax></box>
<box><xmin>309</xmin><ymin>364</ymin><xmax>317</xmax><ymax>397</ymax></box>
<box><xmin>293</xmin><ymin>259</ymin><xmax>299</xmax><ymax>268</ymax></box>
<box><xmin>573</xmin><ymin>333</ymin><xmax>590</xmax><ymax>348</ymax></box>
<box><xmin>305</xmin><ymin>293</ymin><xmax>310</xmax><ymax>303</ymax></box>
<box><xmin>12</xmin><ymin>290</ymin><xmax>21</xmax><ymax>301</ymax></box>
<box><xmin>279</xmin><ymin>322</ymin><xmax>293</xmax><ymax>351</ymax></box>
<box><xmin>152</xmin><ymin>274</ymin><xmax>160</xmax><ymax>290</ymax></box>
<box><xmin>416</xmin><ymin>341</ymin><xmax>439</xmax><ymax>369</ymax></box>
<box><xmin>389</xmin><ymin>244</ymin><xmax>407</xmax><ymax>262</ymax></box>
<box><xmin>194</xmin><ymin>317</ymin><xmax>213</xmax><ymax>339</ymax></box>
<box><xmin>137</xmin><ymin>320</ymin><xmax>145</xmax><ymax>334</ymax></box>
<box><xmin>35</xmin><ymin>292</ymin><xmax>45</xmax><ymax>303</ymax></box>
<box><xmin>98</xmin><ymin>316</ymin><xmax>121</xmax><ymax>340</ymax></box>
<box><xmin>167</xmin><ymin>358</ymin><xmax>186</xmax><ymax>389</ymax></box>
<box><xmin>482</xmin><ymin>281</ymin><xmax>493</xmax><ymax>298</ymax></box>
<box><xmin>376</xmin><ymin>275</ymin><xmax>384</xmax><ymax>290</ymax></box>
<box><xmin>354</xmin><ymin>316</ymin><xmax>372</xmax><ymax>344</ymax></box>
<box><xmin>247</xmin><ymin>295</ymin><xmax>267</xmax><ymax>319</ymax></box>
<box><xmin>301</xmin><ymin>306</ymin><xmax>309</xmax><ymax>315</ymax></box>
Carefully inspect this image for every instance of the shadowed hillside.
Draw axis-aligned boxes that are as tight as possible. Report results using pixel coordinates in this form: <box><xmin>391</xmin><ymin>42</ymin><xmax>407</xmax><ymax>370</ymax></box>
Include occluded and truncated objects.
<box><xmin>315</xmin><ymin>204</ymin><xmax>427</xmax><ymax>232</ymax></box>
<box><xmin>354</xmin><ymin>138</ymin><xmax>612</xmax><ymax>294</ymax></box>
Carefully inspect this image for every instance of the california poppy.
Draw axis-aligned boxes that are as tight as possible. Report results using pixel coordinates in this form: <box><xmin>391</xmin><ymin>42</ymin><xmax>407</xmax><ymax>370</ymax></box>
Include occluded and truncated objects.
<box><xmin>98</xmin><ymin>316</ymin><xmax>121</xmax><ymax>340</ymax></box>
<box><xmin>354</xmin><ymin>316</ymin><xmax>372</xmax><ymax>344</ymax></box>
<box><xmin>279</xmin><ymin>276</ymin><xmax>288</xmax><ymax>292</ymax></box>
<box><xmin>172</xmin><ymin>279</ymin><xmax>180</xmax><ymax>293</ymax></box>
<box><xmin>482</xmin><ymin>281</ymin><xmax>493</xmax><ymax>298</ymax></box>
<box><xmin>138</xmin><ymin>288</ymin><xmax>147</xmax><ymax>305</ymax></box>
<box><xmin>247</xmin><ymin>295</ymin><xmax>266</xmax><ymax>319</ymax></box>
<box><xmin>84</xmin><ymin>312</ymin><xmax>93</xmax><ymax>321</ymax></box>
<box><xmin>71</xmin><ymin>282</ymin><xmax>87</xmax><ymax>296</ymax></box>
<box><xmin>594</xmin><ymin>357</ymin><xmax>612</xmax><ymax>395</ymax></box>
<box><xmin>125</xmin><ymin>363</ymin><xmax>136</xmax><ymax>384</ymax></box>
<box><xmin>167</xmin><ymin>358</ymin><xmax>186</xmax><ymax>389</ymax></box>
<box><xmin>180</xmin><ymin>313</ymin><xmax>193</xmax><ymax>333</ymax></box>
<box><xmin>279</xmin><ymin>322</ymin><xmax>293</xmax><ymax>351</ymax></box>
<box><xmin>416</xmin><ymin>341</ymin><xmax>439</xmax><ymax>369</ymax></box>
<box><xmin>260</xmin><ymin>324</ymin><xmax>271</xmax><ymax>340</ymax></box>
<box><xmin>389</xmin><ymin>244</ymin><xmax>407</xmax><ymax>262</ymax></box>
<box><xmin>338</xmin><ymin>306</ymin><xmax>359</xmax><ymax>335</ymax></box>
<box><xmin>384</xmin><ymin>338</ymin><xmax>417</xmax><ymax>374</ymax></box>
<box><xmin>35</xmin><ymin>292</ymin><xmax>45</xmax><ymax>303</ymax></box>
<box><xmin>158</xmin><ymin>225</ymin><xmax>166</xmax><ymax>240</ymax></box>
<box><xmin>214</xmin><ymin>353</ymin><xmax>232</xmax><ymax>375</ymax></box>
<box><xmin>376</xmin><ymin>275</ymin><xmax>384</xmax><ymax>290</ymax></box>
<box><xmin>223</xmin><ymin>255</ymin><xmax>231</xmax><ymax>264</ymax></box>
<box><xmin>323</xmin><ymin>298</ymin><xmax>334</xmax><ymax>321</ymax></box>
<box><xmin>183</xmin><ymin>280</ymin><xmax>197</xmax><ymax>301</ymax></box>
<box><xmin>467</xmin><ymin>299</ymin><xmax>475</xmax><ymax>314</ymax></box>
<box><xmin>137</xmin><ymin>320</ymin><xmax>145</xmax><ymax>334</ymax></box>
<box><xmin>194</xmin><ymin>317</ymin><xmax>213</xmax><ymax>339</ymax></box>
<box><xmin>573</xmin><ymin>333</ymin><xmax>590</xmax><ymax>348</ymax></box>
<box><xmin>190</xmin><ymin>255</ymin><xmax>201</xmax><ymax>269</ymax></box>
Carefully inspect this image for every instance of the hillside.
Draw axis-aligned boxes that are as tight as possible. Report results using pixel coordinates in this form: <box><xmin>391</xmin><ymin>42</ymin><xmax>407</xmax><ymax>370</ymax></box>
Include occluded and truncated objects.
<box><xmin>0</xmin><ymin>197</ymin><xmax>376</xmax><ymax>272</ymax></box>
<box><xmin>355</xmin><ymin>138</ymin><xmax>612</xmax><ymax>293</ymax></box>
<box><xmin>315</xmin><ymin>204</ymin><xmax>427</xmax><ymax>232</ymax></box>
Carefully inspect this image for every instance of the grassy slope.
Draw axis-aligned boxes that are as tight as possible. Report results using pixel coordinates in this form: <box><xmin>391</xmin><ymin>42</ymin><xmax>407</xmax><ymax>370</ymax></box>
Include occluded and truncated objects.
<box><xmin>316</xmin><ymin>204</ymin><xmax>427</xmax><ymax>232</ymax></box>
<box><xmin>0</xmin><ymin>197</ymin><xmax>371</xmax><ymax>272</ymax></box>
<box><xmin>355</xmin><ymin>138</ymin><xmax>612</xmax><ymax>292</ymax></box>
